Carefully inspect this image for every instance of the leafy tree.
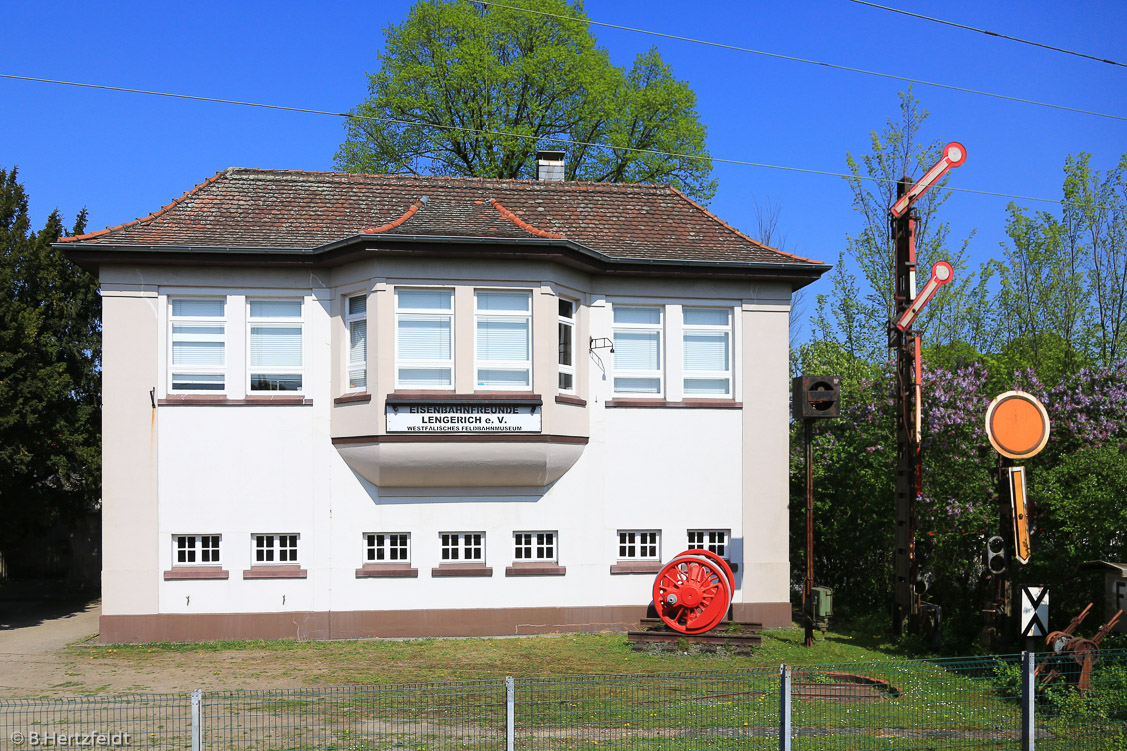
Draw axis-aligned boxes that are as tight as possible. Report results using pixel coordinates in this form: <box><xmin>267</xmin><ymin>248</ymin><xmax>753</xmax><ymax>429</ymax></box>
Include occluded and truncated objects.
<box><xmin>816</xmin><ymin>89</ymin><xmax>991</xmax><ymax>365</ymax></box>
<box><xmin>0</xmin><ymin>166</ymin><xmax>100</xmax><ymax>585</ymax></box>
<box><xmin>335</xmin><ymin>0</ymin><xmax>716</xmax><ymax>203</ymax></box>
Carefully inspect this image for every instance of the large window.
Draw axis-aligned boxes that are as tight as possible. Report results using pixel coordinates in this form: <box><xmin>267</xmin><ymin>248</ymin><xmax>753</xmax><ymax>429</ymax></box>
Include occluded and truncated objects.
<box><xmin>613</xmin><ymin>306</ymin><xmax>663</xmax><ymax>395</ymax></box>
<box><xmin>396</xmin><ymin>289</ymin><xmax>453</xmax><ymax>388</ymax></box>
<box><xmin>169</xmin><ymin>298</ymin><xmax>226</xmax><ymax>392</ymax></box>
<box><xmin>683</xmin><ymin>308</ymin><xmax>732</xmax><ymax>396</ymax></box>
<box><xmin>558</xmin><ymin>300</ymin><xmax>575</xmax><ymax>392</ymax></box>
<box><xmin>248</xmin><ymin>300</ymin><xmax>304</xmax><ymax>392</ymax></box>
<box><xmin>475</xmin><ymin>290</ymin><xmax>532</xmax><ymax>390</ymax></box>
<box><xmin>346</xmin><ymin>294</ymin><xmax>368</xmax><ymax>391</ymax></box>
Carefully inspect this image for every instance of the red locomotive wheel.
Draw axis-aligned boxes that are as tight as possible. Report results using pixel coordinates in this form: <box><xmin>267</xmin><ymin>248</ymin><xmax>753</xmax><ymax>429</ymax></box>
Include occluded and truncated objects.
<box><xmin>652</xmin><ymin>551</ymin><xmax>733</xmax><ymax>635</ymax></box>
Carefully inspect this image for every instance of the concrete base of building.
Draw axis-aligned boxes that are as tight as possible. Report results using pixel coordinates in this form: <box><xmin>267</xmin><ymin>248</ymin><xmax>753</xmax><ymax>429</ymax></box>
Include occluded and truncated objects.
<box><xmin>99</xmin><ymin>602</ymin><xmax>791</xmax><ymax>643</ymax></box>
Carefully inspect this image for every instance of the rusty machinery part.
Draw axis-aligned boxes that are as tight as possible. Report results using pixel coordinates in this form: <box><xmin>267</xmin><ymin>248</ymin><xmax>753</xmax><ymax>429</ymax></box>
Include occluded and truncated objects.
<box><xmin>1037</xmin><ymin>605</ymin><xmax>1123</xmax><ymax>692</ymax></box>
<box><xmin>652</xmin><ymin>550</ymin><xmax>735</xmax><ymax>635</ymax></box>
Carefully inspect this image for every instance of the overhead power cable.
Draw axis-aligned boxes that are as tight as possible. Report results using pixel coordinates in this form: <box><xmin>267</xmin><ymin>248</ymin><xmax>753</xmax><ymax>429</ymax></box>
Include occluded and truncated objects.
<box><xmin>0</xmin><ymin>72</ymin><xmax>1059</xmax><ymax>205</ymax></box>
<box><xmin>479</xmin><ymin>2</ymin><xmax>1127</xmax><ymax>123</ymax></box>
<box><xmin>845</xmin><ymin>0</ymin><xmax>1127</xmax><ymax>69</ymax></box>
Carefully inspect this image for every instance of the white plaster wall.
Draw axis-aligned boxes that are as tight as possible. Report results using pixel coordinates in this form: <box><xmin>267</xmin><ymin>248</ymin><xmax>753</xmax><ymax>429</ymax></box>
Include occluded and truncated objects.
<box><xmin>114</xmin><ymin>260</ymin><xmax>795</xmax><ymax>619</ymax></box>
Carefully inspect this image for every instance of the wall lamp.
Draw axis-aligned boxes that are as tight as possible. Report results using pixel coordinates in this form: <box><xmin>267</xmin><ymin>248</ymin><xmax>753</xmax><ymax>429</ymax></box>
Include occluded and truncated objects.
<box><xmin>589</xmin><ymin>337</ymin><xmax>615</xmax><ymax>354</ymax></box>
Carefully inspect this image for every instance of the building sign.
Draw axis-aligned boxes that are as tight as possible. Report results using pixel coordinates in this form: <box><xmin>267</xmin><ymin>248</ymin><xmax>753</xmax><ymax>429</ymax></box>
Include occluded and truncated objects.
<box><xmin>386</xmin><ymin>401</ymin><xmax>542</xmax><ymax>434</ymax></box>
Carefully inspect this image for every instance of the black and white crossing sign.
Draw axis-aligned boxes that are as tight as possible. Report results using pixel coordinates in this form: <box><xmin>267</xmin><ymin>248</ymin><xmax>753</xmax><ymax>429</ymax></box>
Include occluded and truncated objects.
<box><xmin>1021</xmin><ymin>586</ymin><xmax>1049</xmax><ymax>637</ymax></box>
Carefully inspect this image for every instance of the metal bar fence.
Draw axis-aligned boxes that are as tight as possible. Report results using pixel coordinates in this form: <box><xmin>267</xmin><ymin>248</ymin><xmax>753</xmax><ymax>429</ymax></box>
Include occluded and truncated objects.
<box><xmin>1</xmin><ymin>650</ymin><xmax>1124</xmax><ymax>751</ymax></box>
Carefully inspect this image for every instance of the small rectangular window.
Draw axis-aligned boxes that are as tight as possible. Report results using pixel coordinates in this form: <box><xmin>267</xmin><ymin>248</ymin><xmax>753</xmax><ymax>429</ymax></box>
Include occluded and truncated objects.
<box><xmin>248</xmin><ymin>300</ymin><xmax>304</xmax><ymax>392</ymax></box>
<box><xmin>440</xmin><ymin>532</ymin><xmax>484</xmax><ymax>563</ymax></box>
<box><xmin>396</xmin><ymin>289</ymin><xmax>453</xmax><ymax>388</ymax></box>
<box><xmin>365</xmin><ymin>533</ymin><xmax>410</xmax><ymax>563</ymax></box>
<box><xmin>346</xmin><ymin>294</ymin><xmax>368</xmax><ymax>391</ymax></box>
<box><xmin>618</xmin><ymin>530</ymin><xmax>659</xmax><ymax>561</ymax></box>
<box><xmin>514</xmin><ymin>531</ymin><xmax>557</xmax><ymax>562</ymax></box>
<box><xmin>475</xmin><ymin>290</ymin><xmax>532</xmax><ymax>390</ymax></box>
<box><xmin>683</xmin><ymin>308</ymin><xmax>732</xmax><ymax>396</ymax></box>
<box><xmin>169</xmin><ymin>298</ymin><xmax>226</xmax><ymax>392</ymax></box>
<box><xmin>613</xmin><ymin>305</ymin><xmax>663</xmax><ymax>395</ymax></box>
<box><xmin>254</xmin><ymin>534</ymin><xmax>299</xmax><ymax>564</ymax></box>
<box><xmin>173</xmin><ymin>535</ymin><xmax>221</xmax><ymax>565</ymax></box>
<box><xmin>687</xmin><ymin>529</ymin><xmax>729</xmax><ymax>559</ymax></box>
<box><xmin>558</xmin><ymin>300</ymin><xmax>575</xmax><ymax>392</ymax></box>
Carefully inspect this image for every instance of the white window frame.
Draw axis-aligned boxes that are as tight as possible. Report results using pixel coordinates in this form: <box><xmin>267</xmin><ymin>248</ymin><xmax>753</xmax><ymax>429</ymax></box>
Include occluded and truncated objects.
<box><xmin>687</xmin><ymin>529</ymin><xmax>730</xmax><ymax>559</ymax></box>
<box><xmin>514</xmin><ymin>531</ymin><xmax>557</xmax><ymax>562</ymax></box>
<box><xmin>364</xmin><ymin>532</ymin><xmax>410</xmax><ymax>563</ymax></box>
<box><xmin>247</xmin><ymin>299</ymin><xmax>304</xmax><ymax>393</ymax></box>
<box><xmin>612</xmin><ymin>305</ymin><xmax>664</xmax><ymax>396</ymax></box>
<box><xmin>682</xmin><ymin>307</ymin><xmax>733</xmax><ymax>398</ymax></box>
<box><xmin>617</xmin><ymin>530</ymin><xmax>660</xmax><ymax>561</ymax></box>
<box><xmin>252</xmin><ymin>533</ymin><xmax>300</xmax><ymax>565</ymax></box>
<box><xmin>395</xmin><ymin>288</ymin><xmax>454</xmax><ymax>390</ymax></box>
<box><xmin>168</xmin><ymin>297</ymin><xmax>227</xmax><ymax>393</ymax></box>
<box><xmin>558</xmin><ymin>299</ymin><xmax>576</xmax><ymax>393</ymax></box>
<box><xmin>474</xmin><ymin>290</ymin><xmax>532</xmax><ymax>391</ymax></box>
<box><xmin>345</xmin><ymin>293</ymin><xmax>368</xmax><ymax>392</ymax></box>
<box><xmin>172</xmin><ymin>534</ymin><xmax>221</xmax><ymax>566</ymax></box>
<box><xmin>440</xmin><ymin>532</ymin><xmax>485</xmax><ymax>563</ymax></box>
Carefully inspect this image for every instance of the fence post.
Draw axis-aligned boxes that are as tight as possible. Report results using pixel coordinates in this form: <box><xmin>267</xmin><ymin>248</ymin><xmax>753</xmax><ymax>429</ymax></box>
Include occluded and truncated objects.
<box><xmin>190</xmin><ymin>689</ymin><xmax>202</xmax><ymax>751</ymax></box>
<box><xmin>1021</xmin><ymin>651</ymin><xmax>1035</xmax><ymax>751</ymax></box>
<box><xmin>505</xmin><ymin>676</ymin><xmax>515</xmax><ymax>751</ymax></box>
<box><xmin>778</xmin><ymin>663</ymin><xmax>792</xmax><ymax>751</ymax></box>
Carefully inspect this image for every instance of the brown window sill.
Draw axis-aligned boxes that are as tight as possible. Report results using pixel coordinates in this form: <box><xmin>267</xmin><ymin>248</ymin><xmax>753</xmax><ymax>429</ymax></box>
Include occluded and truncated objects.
<box><xmin>355</xmin><ymin>564</ymin><xmax>418</xmax><ymax>578</ymax></box>
<box><xmin>388</xmin><ymin>392</ymin><xmax>543</xmax><ymax>406</ymax></box>
<box><xmin>160</xmin><ymin>395</ymin><xmax>312</xmax><ymax>406</ymax></box>
<box><xmin>610</xmin><ymin>562</ymin><xmax>664</xmax><ymax>574</ymax></box>
<box><xmin>605</xmin><ymin>399</ymin><xmax>741</xmax><ymax>409</ymax></box>
<box><xmin>505</xmin><ymin>563</ymin><xmax>566</xmax><ymax>576</ymax></box>
<box><xmin>163</xmin><ymin>566</ymin><xmax>229</xmax><ymax>580</ymax></box>
<box><xmin>555</xmin><ymin>394</ymin><xmax>587</xmax><ymax>407</ymax></box>
<box><xmin>431</xmin><ymin>564</ymin><xmax>493</xmax><ymax>577</ymax></box>
<box><xmin>334</xmin><ymin>393</ymin><xmax>372</xmax><ymax>405</ymax></box>
<box><xmin>242</xmin><ymin>566</ymin><xmax>308</xmax><ymax>579</ymax></box>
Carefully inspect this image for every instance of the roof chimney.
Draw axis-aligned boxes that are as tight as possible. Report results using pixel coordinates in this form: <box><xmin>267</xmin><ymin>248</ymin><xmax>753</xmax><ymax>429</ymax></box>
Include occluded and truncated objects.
<box><xmin>536</xmin><ymin>150</ymin><xmax>565</xmax><ymax>182</ymax></box>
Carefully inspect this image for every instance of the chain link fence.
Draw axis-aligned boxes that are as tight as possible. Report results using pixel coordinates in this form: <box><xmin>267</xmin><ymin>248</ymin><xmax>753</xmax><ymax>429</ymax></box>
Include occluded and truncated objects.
<box><xmin>1</xmin><ymin>649</ymin><xmax>1124</xmax><ymax>750</ymax></box>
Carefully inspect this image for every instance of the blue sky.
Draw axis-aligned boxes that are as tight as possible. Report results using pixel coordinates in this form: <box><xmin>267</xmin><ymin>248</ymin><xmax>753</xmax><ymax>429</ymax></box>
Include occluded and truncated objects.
<box><xmin>3</xmin><ymin>0</ymin><xmax>1125</xmax><ymax>331</ymax></box>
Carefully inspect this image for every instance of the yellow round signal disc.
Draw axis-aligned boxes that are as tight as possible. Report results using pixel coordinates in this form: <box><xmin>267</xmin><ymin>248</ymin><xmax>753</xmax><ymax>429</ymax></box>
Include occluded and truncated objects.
<box><xmin>985</xmin><ymin>391</ymin><xmax>1050</xmax><ymax>460</ymax></box>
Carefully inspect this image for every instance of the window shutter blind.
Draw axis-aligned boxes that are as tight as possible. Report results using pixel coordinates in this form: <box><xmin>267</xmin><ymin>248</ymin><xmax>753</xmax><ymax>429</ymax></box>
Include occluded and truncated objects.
<box><xmin>250</xmin><ymin>300</ymin><xmax>301</xmax><ymax>318</ymax></box>
<box><xmin>614</xmin><ymin>331</ymin><xmax>660</xmax><ymax>371</ymax></box>
<box><xmin>476</xmin><ymin>319</ymin><xmax>529</xmax><ymax>361</ymax></box>
<box><xmin>172</xmin><ymin>325</ymin><xmax>225</xmax><ymax>365</ymax></box>
<box><xmin>683</xmin><ymin>332</ymin><xmax>730</xmax><ymax>371</ymax></box>
<box><xmin>398</xmin><ymin>316</ymin><xmax>451</xmax><ymax>360</ymax></box>
<box><xmin>172</xmin><ymin>299</ymin><xmax>224</xmax><ymax>318</ymax></box>
<box><xmin>250</xmin><ymin>326</ymin><xmax>302</xmax><ymax>367</ymax></box>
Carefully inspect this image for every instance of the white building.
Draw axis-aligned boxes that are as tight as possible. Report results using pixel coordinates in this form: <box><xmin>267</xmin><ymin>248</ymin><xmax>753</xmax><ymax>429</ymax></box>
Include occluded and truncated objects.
<box><xmin>61</xmin><ymin>164</ymin><xmax>828</xmax><ymax>643</ymax></box>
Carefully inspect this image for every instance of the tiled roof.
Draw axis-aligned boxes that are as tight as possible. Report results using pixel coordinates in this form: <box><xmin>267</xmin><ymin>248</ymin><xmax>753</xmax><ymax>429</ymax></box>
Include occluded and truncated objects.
<box><xmin>60</xmin><ymin>168</ymin><xmax>823</xmax><ymax>267</ymax></box>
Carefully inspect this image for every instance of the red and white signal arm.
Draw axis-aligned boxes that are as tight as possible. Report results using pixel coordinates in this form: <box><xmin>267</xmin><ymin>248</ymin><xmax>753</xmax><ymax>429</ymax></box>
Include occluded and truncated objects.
<box><xmin>890</xmin><ymin>142</ymin><xmax>968</xmax><ymax>218</ymax></box>
<box><xmin>895</xmin><ymin>261</ymin><xmax>954</xmax><ymax>332</ymax></box>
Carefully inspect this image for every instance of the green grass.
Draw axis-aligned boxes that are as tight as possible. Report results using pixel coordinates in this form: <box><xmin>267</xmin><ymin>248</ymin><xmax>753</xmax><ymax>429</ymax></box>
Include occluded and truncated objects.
<box><xmin>71</xmin><ymin>623</ymin><xmax>921</xmax><ymax>686</ymax></box>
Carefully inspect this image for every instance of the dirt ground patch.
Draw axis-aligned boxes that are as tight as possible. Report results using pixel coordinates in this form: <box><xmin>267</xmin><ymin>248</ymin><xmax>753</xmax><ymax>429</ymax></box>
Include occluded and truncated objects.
<box><xmin>0</xmin><ymin>599</ymin><xmax>322</xmax><ymax>697</ymax></box>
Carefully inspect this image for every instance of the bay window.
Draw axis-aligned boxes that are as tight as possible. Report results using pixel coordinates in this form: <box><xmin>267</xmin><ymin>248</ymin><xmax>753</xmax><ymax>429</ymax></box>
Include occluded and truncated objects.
<box><xmin>558</xmin><ymin>300</ymin><xmax>575</xmax><ymax>392</ymax></box>
<box><xmin>396</xmin><ymin>289</ymin><xmax>453</xmax><ymax>388</ymax></box>
<box><xmin>475</xmin><ymin>290</ymin><xmax>531</xmax><ymax>390</ymax></box>
<box><xmin>346</xmin><ymin>294</ymin><xmax>367</xmax><ymax>390</ymax></box>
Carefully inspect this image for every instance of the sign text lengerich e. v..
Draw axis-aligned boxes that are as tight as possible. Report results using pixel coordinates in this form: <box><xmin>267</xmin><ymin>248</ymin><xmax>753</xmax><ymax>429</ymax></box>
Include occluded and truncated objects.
<box><xmin>386</xmin><ymin>402</ymin><xmax>542</xmax><ymax>434</ymax></box>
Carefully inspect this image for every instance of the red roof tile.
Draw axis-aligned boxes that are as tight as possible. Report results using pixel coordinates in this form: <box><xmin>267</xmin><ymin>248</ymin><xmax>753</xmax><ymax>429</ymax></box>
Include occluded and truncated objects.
<box><xmin>60</xmin><ymin>168</ymin><xmax>824</xmax><ymax>267</ymax></box>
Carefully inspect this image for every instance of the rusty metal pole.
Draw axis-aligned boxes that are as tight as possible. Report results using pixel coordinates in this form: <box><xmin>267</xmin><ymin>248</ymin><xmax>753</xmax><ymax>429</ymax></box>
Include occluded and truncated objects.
<box><xmin>892</xmin><ymin>177</ymin><xmax>919</xmax><ymax>637</ymax></box>
<box><xmin>804</xmin><ymin>418</ymin><xmax>815</xmax><ymax>646</ymax></box>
